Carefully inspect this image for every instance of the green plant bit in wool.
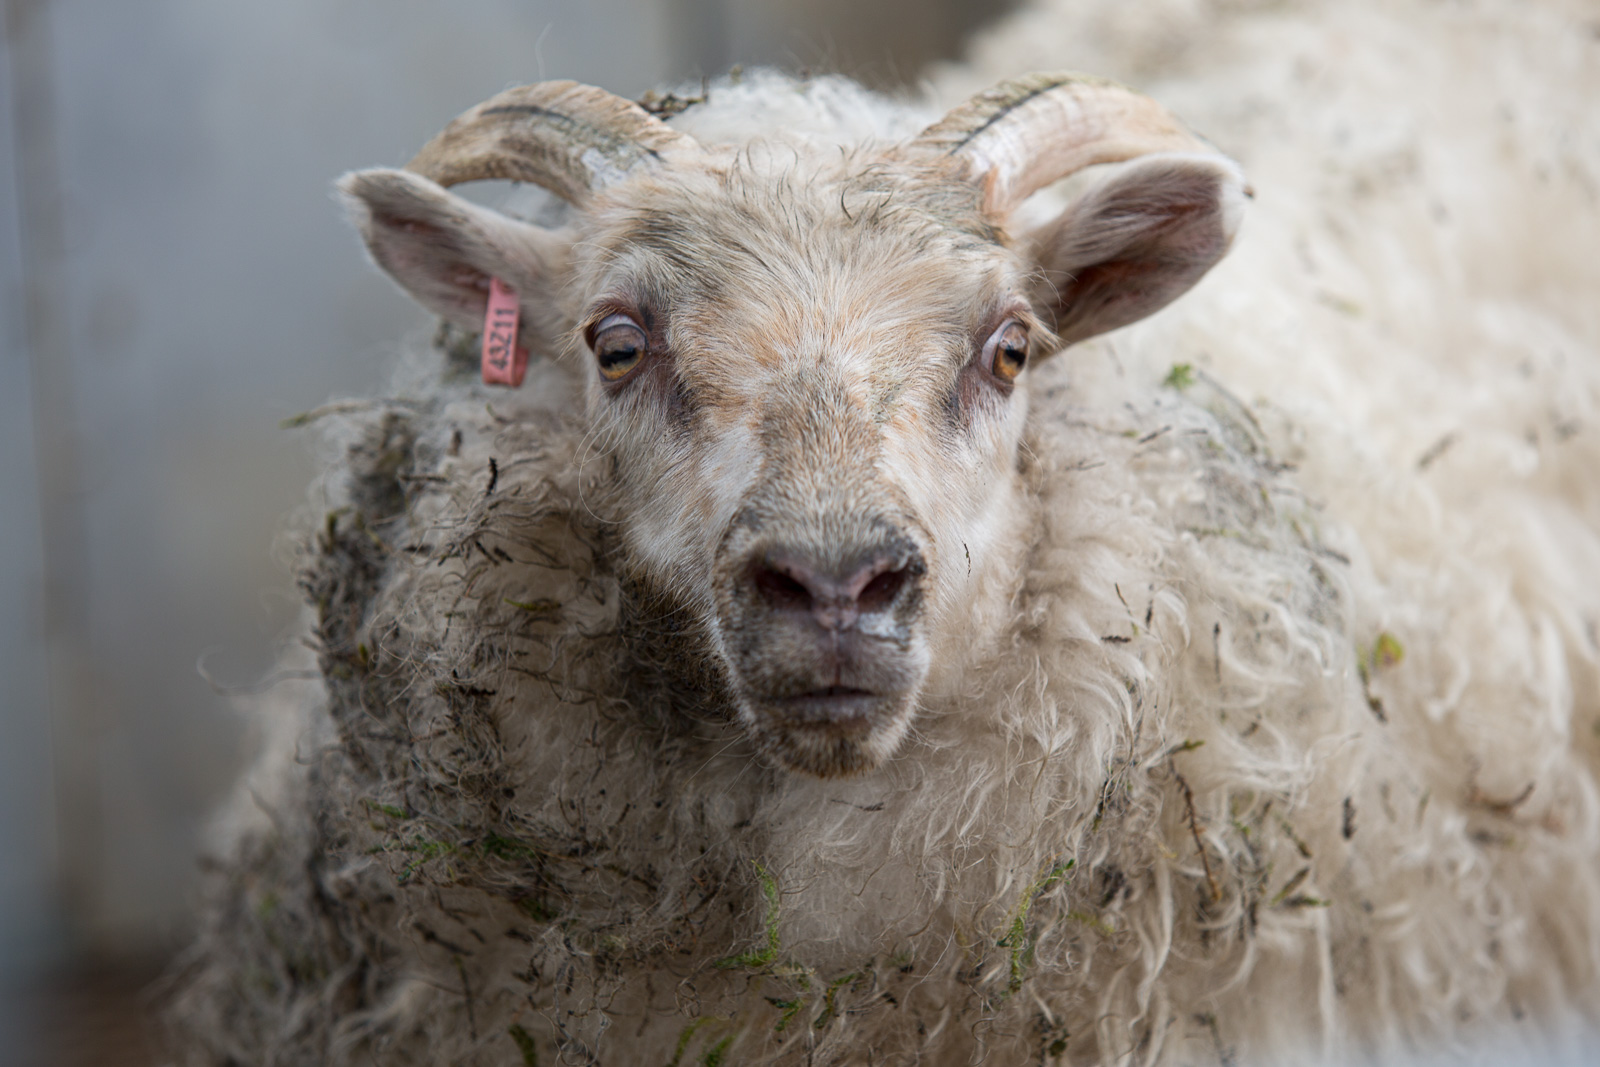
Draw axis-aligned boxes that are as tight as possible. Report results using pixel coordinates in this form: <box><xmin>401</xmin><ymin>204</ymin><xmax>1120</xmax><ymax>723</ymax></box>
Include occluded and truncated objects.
<box><xmin>507</xmin><ymin>1024</ymin><xmax>538</xmax><ymax>1066</ymax></box>
<box><xmin>1371</xmin><ymin>631</ymin><xmax>1405</xmax><ymax>669</ymax></box>
<box><xmin>479</xmin><ymin>830</ymin><xmax>548</xmax><ymax>862</ymax></box>
<box><xmin>716</xmin><ymin>862</ymin><xmax>781</xmax><ymax>970</ymax></box>
<box><xmin>814</xmin><ymin>972</ymin><xmax>862</xmax><ymax>1031</ymax></box>
<box><xmin>1163</xmin><ymin>362</ymin><xmax>1197</xmax><ymax>390</ymax></box>
<box><xmin>1356</xmin><ymin>632</ymin><xmax>1403</xmax><ymax>723</ymax></box>
<box><xmin>1270</xmin><ymin>865</ymin><xmax>1312</xmax><ymax>906</ymax></box>
<box><xmin>1000</xmin><ymin>860</ymin><xmax>1075</xmax><ymax>994</ymax></box>
<box><xmin>278</xmin><ymin>399</ymin><xmax>373</xmax><ymax>430</ymax></box>
<box><xmin>766</xmin><ymin>995</ymin><xmax>806</xmax><ymax>1034</ymax></box>
<box><xmin>1278</xmin><ymin>817</ymin><xmax>1314</xmax><ymax>859</ymax></box>
<box><xmin>1067</xmin><ymin>909</ymin><xmax>1117</xmax><ymax>937</ymax></box>
<box><xmin>387</xmin><ymin>837</ymin><xmax>455</xmax><ymax>885</ymax></box>
<box><xmin>668</xmin><ymin>1017</ymin><xmax>729</xmax><ymax>1067</ymax></box>
<box><xmin>364</xmin><ymin>798</ymin><xmax>409</xmax><ymax>821</ymax></box>
<box><xmin>700</xmin><ymin>1034</ymin><xmax>734</xmax><ymax>1067</ymax></box>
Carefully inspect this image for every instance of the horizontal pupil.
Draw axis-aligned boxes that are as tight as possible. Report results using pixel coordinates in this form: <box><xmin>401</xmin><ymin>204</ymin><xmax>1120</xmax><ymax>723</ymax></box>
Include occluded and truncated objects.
<box><xmin>599</xmin><ymin>344</ymin><xmax>639</xmax><ymax>367</ymax></box>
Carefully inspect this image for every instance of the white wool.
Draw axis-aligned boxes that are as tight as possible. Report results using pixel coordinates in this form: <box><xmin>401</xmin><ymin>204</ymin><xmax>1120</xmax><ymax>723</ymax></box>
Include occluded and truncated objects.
<box><xmin>170</xmin><ymin>2</ymin><xmax>1600</xmax><ymax>1065</ymax></box>
<box><xmin>667</xmin><ymin>68</ymin><xmax>935</xmax><ymax>148</ymax></box>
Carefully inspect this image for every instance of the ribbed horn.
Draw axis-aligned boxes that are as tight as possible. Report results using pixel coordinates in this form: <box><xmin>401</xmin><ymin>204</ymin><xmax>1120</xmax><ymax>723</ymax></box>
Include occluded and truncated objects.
<box><xmin>911</xmin><ymin>72</ymin><xmax>1218</xmax><ymax>215</ymax></box>
<box><xmin>405</xmin><ymin>81</ymin><xmax>700</xmax><ymax>203</ymax></box>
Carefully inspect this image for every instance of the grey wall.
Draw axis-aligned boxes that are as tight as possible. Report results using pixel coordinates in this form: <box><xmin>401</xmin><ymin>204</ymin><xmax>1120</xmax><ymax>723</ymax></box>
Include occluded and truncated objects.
<box><xmin>0</xmin><ymin>0</ymin><xmax>55</xmax><ymax>987</ymax></box>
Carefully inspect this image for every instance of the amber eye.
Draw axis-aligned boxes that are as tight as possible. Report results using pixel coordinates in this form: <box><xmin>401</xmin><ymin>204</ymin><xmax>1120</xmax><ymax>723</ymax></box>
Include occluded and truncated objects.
<box><xmin>592</xmin><ymin>313</ymin><xmax>648</xmax><ymax>382</ymax></box>
<box><xmin>983</xmin><ymin>319</ymin><xmax>1029</xmax><ymax>383</ymax></box>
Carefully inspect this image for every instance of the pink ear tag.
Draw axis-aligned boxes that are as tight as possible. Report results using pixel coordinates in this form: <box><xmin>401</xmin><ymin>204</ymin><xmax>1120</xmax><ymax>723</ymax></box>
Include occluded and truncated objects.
<box><xmin>481</xmin><ymin>277</ymin><xmax>529</xmax><ymax>387</ymax></box>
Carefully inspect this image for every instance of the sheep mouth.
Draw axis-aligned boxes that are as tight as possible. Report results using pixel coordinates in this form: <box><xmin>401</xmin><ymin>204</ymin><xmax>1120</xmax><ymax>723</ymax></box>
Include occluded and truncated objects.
<box><xmin>774</xmin><ymin>686</ymin><xmax>880</xmax><ymax>725</ymax></box>
<box><xmin>719</xmin><ymin>630</ymin><xmax>929</xmax><ymax>776</ymax></box>
<box><xmin>794</xmin><ymin>685</ymin><xmax>873</xmax><ymax>698</ymax></box>
<box><xmin>739</xmin><ymin>686</ymin><xmax>917</xmax><ymax>777</ymax></box>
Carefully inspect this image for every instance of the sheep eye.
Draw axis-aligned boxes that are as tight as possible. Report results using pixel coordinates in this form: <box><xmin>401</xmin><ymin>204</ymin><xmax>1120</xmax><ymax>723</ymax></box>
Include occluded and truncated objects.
<box><xmin>983</xmin><ymin>319</ymin><xmax>1029</xmax><ymax>383</ymax></box>
<box><xmin>592</xmin><ymin>313</ymin><xmax>648</xmax><ymax>382</ymax></box>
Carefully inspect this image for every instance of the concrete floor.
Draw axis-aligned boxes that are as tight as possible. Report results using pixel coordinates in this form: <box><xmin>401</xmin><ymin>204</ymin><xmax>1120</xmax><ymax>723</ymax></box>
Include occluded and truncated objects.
<box><xmin>6</xmin><ymin>956</ymin><xmax>164</xmax><ymax>1067</ymax></box>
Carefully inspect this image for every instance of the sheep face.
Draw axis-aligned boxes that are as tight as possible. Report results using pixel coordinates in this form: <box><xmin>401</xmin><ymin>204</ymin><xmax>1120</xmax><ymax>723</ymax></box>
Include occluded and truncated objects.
<box><xmin>340</xmin><ymin>76</ymin><xmax>1246</xmax><ymax>777</ymax></box>
<box><xmin>570</xmin><ymin>164</ymin><xmax>1039</xmax><ymax>776</ymax></box>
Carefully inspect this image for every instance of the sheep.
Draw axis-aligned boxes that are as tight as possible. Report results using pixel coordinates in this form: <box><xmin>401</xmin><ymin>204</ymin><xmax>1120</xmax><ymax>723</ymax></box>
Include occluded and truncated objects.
<box><xmin>167</xmin><ymin>0</ymin><xmax>1600</xmax><ymax>1064</ymax></box>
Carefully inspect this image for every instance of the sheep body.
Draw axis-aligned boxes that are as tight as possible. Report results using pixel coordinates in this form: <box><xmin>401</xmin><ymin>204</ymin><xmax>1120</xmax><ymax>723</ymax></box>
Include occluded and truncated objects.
<box><xmin>171</xmin><ymin>2</ymin><xmax>1600</xmax><ymax>1064</ymax></box>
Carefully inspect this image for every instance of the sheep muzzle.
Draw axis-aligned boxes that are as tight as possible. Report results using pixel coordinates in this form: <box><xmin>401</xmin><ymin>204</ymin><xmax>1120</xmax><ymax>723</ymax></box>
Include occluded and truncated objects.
<box><xmin>713</xmin><ymin>512</ymin><xmax>931</xmax><ymax>777</ymax></box>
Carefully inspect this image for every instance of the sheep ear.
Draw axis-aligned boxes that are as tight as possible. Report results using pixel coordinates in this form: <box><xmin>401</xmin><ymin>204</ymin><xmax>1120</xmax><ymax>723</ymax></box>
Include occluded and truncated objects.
<box><xmin>338</xmin><ymin>168</ymin><xmax>571</xmax><ymax>349</ymax></box>
<box><xmin>1024</xmin><ymin>153</ymin><xmax>1248</xmax><ymax>347</ymax></box>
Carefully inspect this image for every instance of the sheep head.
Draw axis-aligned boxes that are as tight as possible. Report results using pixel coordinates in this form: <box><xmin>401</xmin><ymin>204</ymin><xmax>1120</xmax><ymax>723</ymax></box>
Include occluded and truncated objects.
<box><xmin>339</xmin><ymin>74</ymin><xmax>1247</xmax><ymax>778</ymax></box>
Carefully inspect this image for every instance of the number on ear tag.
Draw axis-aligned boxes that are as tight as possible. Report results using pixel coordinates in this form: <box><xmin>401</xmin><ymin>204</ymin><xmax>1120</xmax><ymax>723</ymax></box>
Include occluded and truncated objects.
<box><xmin>481</xmin><ymin>277</ymin><xmax>529</xmax><ymax>387</ymax></box>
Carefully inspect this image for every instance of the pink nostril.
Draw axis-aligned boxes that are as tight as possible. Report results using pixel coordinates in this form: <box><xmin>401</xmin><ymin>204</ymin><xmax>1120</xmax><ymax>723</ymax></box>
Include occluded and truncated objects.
<box><xmin>750</xmin><ymin>550</ymin><xmax>913</xmax><ymax>630</ymax></box>
<box><xmin>856</xmin><ymin>565</ymin><xmax>907</xmax><ymax>611</ymax></box>
<box><xmin>751</xmin><ymin>562</ymin><xmax>814</xmax><ymax>612</ymax></box>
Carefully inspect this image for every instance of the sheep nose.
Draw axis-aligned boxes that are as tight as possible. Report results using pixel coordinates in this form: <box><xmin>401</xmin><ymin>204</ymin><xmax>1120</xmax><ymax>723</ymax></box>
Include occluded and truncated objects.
<box><xmin>750</xmin><ymin>547</ymin><xmax>915</xmax><ymax>631</ymax></box>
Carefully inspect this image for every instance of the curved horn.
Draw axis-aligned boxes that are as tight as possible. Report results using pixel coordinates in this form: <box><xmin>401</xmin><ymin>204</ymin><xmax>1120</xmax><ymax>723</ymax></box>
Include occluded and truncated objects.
<box><xmin>911</xmin><ymin>72</ymin><xmax>1218</xmax><ymax>215</ymax></box>
<box><xmin>405</xmin><ymin>81</ymin><xmax>700</xmax><ymax>204</ymax></box>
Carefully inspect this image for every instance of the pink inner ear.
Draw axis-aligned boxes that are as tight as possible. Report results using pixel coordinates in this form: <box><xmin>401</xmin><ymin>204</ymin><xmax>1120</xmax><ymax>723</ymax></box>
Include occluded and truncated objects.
<box><xmin>1032</xmin><ymin>157</ymin><xmax>1240</xmax><ymax>346</ymax></box>
<box><xmin>481</xmin><ymin>277</ymin><xmax>528</xmax><ymax>387</ymax></box>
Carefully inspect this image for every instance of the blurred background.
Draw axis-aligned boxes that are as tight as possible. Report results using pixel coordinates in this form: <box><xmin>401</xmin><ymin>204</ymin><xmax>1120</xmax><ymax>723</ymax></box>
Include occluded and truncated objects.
<box><xmin>0</xmin><ymin>1</ymin><xmax>1012</xmax><ymax>1063</ymax></box>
